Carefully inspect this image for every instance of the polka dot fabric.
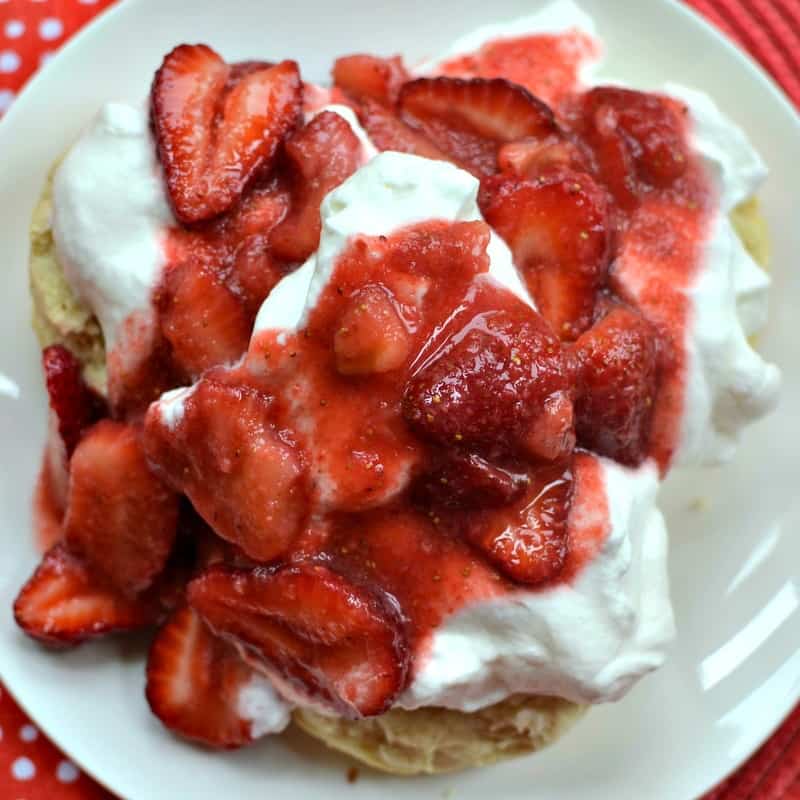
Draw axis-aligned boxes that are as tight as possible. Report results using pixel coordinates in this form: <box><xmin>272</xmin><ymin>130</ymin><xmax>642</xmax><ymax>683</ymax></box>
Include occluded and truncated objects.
<box><xmin>0</xmin><ymin>684</ymin><xmax>112</xmax><ymax>799</ymax></box>
<box><xmin>0</xmin><ymin>1</ymin><xmax>798</xmax><ymax>798</ymax></box>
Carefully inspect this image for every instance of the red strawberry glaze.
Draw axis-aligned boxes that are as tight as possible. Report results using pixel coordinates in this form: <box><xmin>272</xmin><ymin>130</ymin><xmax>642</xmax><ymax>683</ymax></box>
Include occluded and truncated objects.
<box><xmin>436</xmin><ymin>31</ymin><xmax>600</xmax><ymax>108</ymax></box>
<box><xmin>145</xmin><ymin>220</ymin><xmax>617</xmax><ymax>675</ymax></box>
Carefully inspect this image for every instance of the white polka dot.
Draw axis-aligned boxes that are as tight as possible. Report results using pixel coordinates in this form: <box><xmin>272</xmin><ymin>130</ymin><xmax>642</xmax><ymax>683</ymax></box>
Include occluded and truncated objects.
<box><xmin>0</xmin><ymin>89</ymin><xmax>15</xmax><ymax>112</ymax></box>
<box><xmin>0</xmin><ymin>50</ymin><xmax>21</xmax><ymax>73</ymax></box>
<box><xmin>4</xmin><ymin>20</ymin><xmax>25</xmax><ymax>38</ymax></box>
<box><xmin>40</xmin><ymin>51</ymin><xmax>55</xmax><ymax>66</ymax></box>
<box><xmin>38</xmin><ymin>18</ymin><xmax>63</xmax><ymax>41</ymax></box>
<box><xmin>56</xmin><ymin>760</ymin><xmax>80</xmax><ymax>783</ymax></box>
<box><xmin>79</xmin><ymin>0</ymin><xmax>99</xmax><ymax>3</ymax></box>
<box><xmin>11</xmin><ymin>756</ymin><xmax>36</xmax><ymax>781</ymax></box>
<box><xmin>18</xmin><ymin>724</ymin><xmax>38</xmax><ymax>742</ymax></box>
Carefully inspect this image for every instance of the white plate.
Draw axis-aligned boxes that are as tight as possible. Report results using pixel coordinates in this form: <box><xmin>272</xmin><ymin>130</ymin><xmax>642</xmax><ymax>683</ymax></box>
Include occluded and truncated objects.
<box><xmin>1</xmin><ymin>1</ymin><xmax>798</xmax><ymax>798</ymax></box>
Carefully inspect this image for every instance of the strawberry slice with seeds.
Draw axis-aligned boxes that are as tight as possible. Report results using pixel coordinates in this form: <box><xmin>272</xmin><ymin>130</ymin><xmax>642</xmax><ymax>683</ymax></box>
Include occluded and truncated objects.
<box><xmin>152</xmin><ymin>46</ymin><xmax>301</xmax><ymax>223</ymax></box>
<box><xmin>146</xmin><ymin>605</ymin><xmax>280</xmax><ymax>748</ymax></box>
<box><xmin>270</xmin><ymin>111</ymin><xmax>361</xmax><ymax>264</ymax></box>
<box><xmin>42</xmin><ymin>345</ymin><xmax>106</xmax><ymax>457</ymax></box>
<box><xmin>188</xmin><ymin>562</ymin><xmax>409</xmax><ymax>718</ymax></box>
<box><xmin>358</xmin><ymin>100</ymin><xmax>449</xmax><ymax>161</ymax></box>
<box><xmin>398</xmin><ymin>77</ymin><xmax>557</xmax><ymax>176</ymax></box>
<box><xmin>402</xmin><ymin>295</ymin><xmax>568</xmax><ymax>453</ymax></box>
<box><xmin>157</xmin><ymin>261</ymin><xmax>252</xmax><ymax>378</ymax></box>
<box><xmin>466</xmin><ymin>462</ymin><xmax>573</xmax><ymax>584</ymax></box>
<box><xmin>14</xmin><ymin>544</ymin><xmax>159</xmax><ymax>646</ymax></box>
<box><xmin>64</xmin><ymin>420</ymin><xmax>179</xmax><ymax>596</ymax></box>
<box><xmin>332</xmin><ymin>54</ymin><xmax>409</xmax><ymax>105</ymax></box>
<box><xmin>479</xmin><ymin>169</ymin><xmax>611</xmax><ymax>340</ymax></box>
<box><xmin>143</xmin><ymin>379</ymin><xmax>308</xmax><ymax>563</ymax></box>
<box><xmin>572</xmin><ymin>305</ymin><xmax>659</xmax><ymax>465</ymax></box>
<box><xmin>334</xmin><ymin>284</ymin><xmax>411</xmax><ymax>375</ymax></box>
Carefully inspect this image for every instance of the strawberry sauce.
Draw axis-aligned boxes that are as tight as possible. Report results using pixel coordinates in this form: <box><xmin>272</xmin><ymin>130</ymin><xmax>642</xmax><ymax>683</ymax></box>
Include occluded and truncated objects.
<box><xmin>438</xmin><ymin>31</ymin><xmax>600</xmax><ymax>108</ymax></box>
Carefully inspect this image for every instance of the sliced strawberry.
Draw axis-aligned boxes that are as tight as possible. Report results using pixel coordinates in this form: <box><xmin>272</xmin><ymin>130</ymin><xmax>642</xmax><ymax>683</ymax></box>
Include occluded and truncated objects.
<box><xmin>64</xmin><ymin>420</ymin><xmax>179</xmax><ymax>596</ymax></box>
<box><xmin>398</xmin><ymin>77</ymin><xmax>557</xmax><ymax>176</ymax></box>
<box><xmin>579</xmin><ymin>87</ymin><xmax>689</xmax><ymax>210</ymax></box>
<box><xmin>13</xmin><ymin>544</ymin><xmax>159</xmax><ymax>646</ymax></box>
<box><xmin>146</xmin><ymin>605</ymin><xmax>274</xmax><ymax>748</ymax></box>
<box><xmin>142</xmin><ymin>379</ymin><xmax>308</xmax><ymax>563</ymax></box>
<box><xmin>466</xmin><ymin>462</ymin><xmax>572</xmax><ymax>584</ymax></box>
<box><xmin>572</xmin><ymin>305</ymin><xmax>659</xmax><ymax>465</ymax></box>
<box><xmin>332</xmin><ymin>54</ymin><xmax>409</xmax><ymax>105</ymax></box>
<box><xmin>358</xmin><ymin>100</ymin><xmax>449</xmax><ymax>161</ymax></box>
<box><xmin>413</xmin><ymin>452</ymin><xmax>528</xmax><ymax>510</ymax></box>
<box><xmin>334</xmin><ymin>284</ymin><xmax>411</xmax><ymax>375</ymax></box>
<box><xmin>152</xmin><ymin>46</ymin><xmax>301</xmax><ymax>223</ymax></box>
<box><xmin>402</xmin><ymin>294</ymin><xmax>568</xmax><ymax>453</ymax></box>
<box><xmin>41</xmin><ymin>345</ymin><xmax>106</xmax><ymax>457</ymax></box>
<box><xmin>226</xmin><ymin>60</ymin><xmax>274</xmax><ymax>87</ymax></box>
<box><xmin>479</xmin><ymin>169</ymin><xmax>611</xmax><ymax>340</ymax></box>
<box><xmin>188</xmin><ymin>562</ymin><xmax>409</xmax><ymax>718</ymax></box>
<box><xmin>157</xmin><ymin>261</ymin><xmax>251</xmax><ymax>378</ymax></box>
<box><xmin>269</xmin><ymin>111</ymin><xmax>361</xmax><ymax>263</ymax></box>
<box><xmin>497</xmin><ymin>135</ymin><xmax>588</xmax><ymax>177</ymax></box>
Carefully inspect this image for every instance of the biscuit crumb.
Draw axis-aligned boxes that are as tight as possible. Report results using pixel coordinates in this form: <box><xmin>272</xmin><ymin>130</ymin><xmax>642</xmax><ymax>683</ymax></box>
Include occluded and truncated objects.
<box><xmin>346</xmin><ymin>766</ymin><xmax>360</xmax><ymax>783</ymax></box>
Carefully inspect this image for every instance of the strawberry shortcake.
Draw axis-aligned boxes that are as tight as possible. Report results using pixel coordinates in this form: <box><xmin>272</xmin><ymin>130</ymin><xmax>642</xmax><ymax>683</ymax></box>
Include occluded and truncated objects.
<box><xmin>18</xmin><ymin>0</ymin><xmax>779</xmax><ymax>775</ymax></box>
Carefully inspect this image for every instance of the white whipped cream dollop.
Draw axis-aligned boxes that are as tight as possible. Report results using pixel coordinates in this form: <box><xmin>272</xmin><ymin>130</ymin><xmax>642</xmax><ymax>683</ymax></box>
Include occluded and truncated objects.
<box><xmin>52</xmin><ymin>102</ymin><xmax>173</xmax><ymax>350</ymax></box>
<box><xmin>248</xmin><ymin>152</ymin><xmax>675</xmax><ymax>709</ymax></box>
<box><xmin>659</xmin><ymin>84</ymin><xmax>781</xmax><ymax>464</ymax></box>
<box><xmin>237</xmin><ymin>673</ymin><xmax>292</xmax><ymax>738</ymax></box>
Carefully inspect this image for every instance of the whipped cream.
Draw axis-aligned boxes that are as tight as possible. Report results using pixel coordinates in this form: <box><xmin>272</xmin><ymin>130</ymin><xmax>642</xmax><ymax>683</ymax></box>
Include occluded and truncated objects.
<box><xmin>244</xmin><ymin>152</ymin><xmax>675</xmax><ymax>709</ymax></box>
<box><xmin>236</xmin><ymin>673</ymin><xmax>292</xmax><ymax>738</ymax></box>
<box><xmin>52</xmin><ymin>102</ymin><xmax>172</xmax><ymax>351</ymax></box>
<box><xmin>658</xmin><ymin>84</ymin><xmax>780</xmax><ymax>464</ymax></box>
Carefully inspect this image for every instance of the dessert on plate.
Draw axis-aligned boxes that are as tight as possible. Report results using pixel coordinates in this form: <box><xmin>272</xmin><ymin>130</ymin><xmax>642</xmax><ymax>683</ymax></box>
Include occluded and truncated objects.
<box><xmin>17</xmin><ymin>0</ymin><xmax>779</xmax><ymax>775</ymax></box>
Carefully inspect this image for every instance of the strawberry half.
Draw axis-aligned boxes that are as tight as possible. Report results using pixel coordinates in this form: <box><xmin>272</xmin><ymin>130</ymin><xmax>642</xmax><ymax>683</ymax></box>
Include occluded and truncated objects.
<box><xmin>332</xmin><ymin>54</ymin><xmax>409</xmax><ymax>106</ymax></box>
<box><xmin>42</xmin><ymin>345</ymin><xmax>106</xmax><ymax>457</ymax></box>
<box><xmin>188</xmin><ymin>562</ymin><xmax>409</xmax><ymax>718</ymax></box>
<box><xmin>146</xmin><ymin>605</ymin><xmax>277</xmax><ymax>749</ymax></box>
<box><xmin>142</xmin><ymin>379</ymin><xmax>308</xmax><ymax>563</ymax></box>
<box><xmin>157</xmin><ymin>261</ymin><xmax>252</xmax><ymax>378</ymax></box>
<box><xmin>13</xmin><ymin>544</ymin><xmax>159</xmax><ymax>646</ymax></box>
<box><xmin>572</xmin><ymin>305</ymin><xmax>659</xmax><ymax>465</ymax></box>
<box><xmin>64</xmin><ymin>420</ymin><xmax>179</xmax><ymax>596</ymax></box>
<box><xmin>479</xmin><ymin>169</ymin><xmax>612</xmax><ymax>340</ymax></box>
<box><xmin>152</xmin><ymin>45</ymin><xmax>301</xmax><ymax>224</ymax></box>
<box><xmin>270</xmin><ymin>111</ymin><xmax>361</xmax><ymax>264</ymax></box>
<box><xmin>398</xmin><ymin>77</ymin><xmax>557</xmax><ymax>176</ymax></box>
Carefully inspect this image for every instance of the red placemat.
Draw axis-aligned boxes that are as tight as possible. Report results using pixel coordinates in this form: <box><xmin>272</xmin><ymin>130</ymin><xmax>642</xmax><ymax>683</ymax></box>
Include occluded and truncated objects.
<box><xmin>0</xmin><ymin>1</ymin><xmax>798</xmax><ymax>798</ymax></box>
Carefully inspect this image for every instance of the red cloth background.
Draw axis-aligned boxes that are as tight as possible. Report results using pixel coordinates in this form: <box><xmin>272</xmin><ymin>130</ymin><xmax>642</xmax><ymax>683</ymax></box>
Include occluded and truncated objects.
<box><xmin>0</xmin><ymin>0</ymin><xmax>798</xmax><ymax>797</ymax></box>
